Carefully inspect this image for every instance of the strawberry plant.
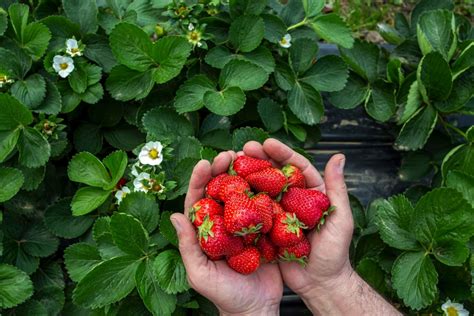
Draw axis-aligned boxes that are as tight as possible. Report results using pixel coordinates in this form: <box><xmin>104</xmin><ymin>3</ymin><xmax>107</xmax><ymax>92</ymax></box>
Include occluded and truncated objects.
<box><xmin>0</xmin><ymin>0</ymin><xmax>472</xmax><ymax>315</ymax></box>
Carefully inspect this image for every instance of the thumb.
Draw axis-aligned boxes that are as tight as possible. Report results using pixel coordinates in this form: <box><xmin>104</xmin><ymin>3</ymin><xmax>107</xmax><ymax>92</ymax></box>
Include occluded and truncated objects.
<box><xmin>170</xmin><ymin>213</ymin><xmax>208</xmax><ymax>271</ymax></box>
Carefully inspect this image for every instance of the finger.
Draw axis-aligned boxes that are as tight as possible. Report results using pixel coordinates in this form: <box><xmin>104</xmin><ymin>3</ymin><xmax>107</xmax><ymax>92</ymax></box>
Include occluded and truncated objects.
<box><xmin>184</xmin><ymin>160</ymin><xmax>212</xmax><ymax>213</ymax></box>
<box><xmin>262</xmin><ymin>138</ymin><xmax>325</xmax><ymax>190</ymax></box>
<box><xmin>171</xmin><ymin>213</ymin><xmax>208</xmax><ymax>274</ymax></box>
<box><xmin>242</xmin><ymin>141</ymin><xmax>271</xmax><ymax>160</ymax></box>
<box><xmin>211</xmin><ymin>151</ymin><xmax>233</xmax><ymax>176</ymax></box>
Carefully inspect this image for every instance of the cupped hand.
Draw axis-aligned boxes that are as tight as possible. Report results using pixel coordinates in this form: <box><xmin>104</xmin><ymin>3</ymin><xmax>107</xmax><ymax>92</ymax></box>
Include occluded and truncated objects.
<box><xmin>170</xmin><ymin>151</ymin><xmax>283</xmax><ymax>316</ymax></box>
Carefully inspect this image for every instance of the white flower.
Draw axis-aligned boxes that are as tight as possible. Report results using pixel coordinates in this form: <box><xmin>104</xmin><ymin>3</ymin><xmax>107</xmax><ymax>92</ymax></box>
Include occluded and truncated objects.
<box><xmin>53</xmin><ymin>55</ymin><xmax>74</xmax><ymax>78</ymax></box>
<box><xmin>279</xmin><ymin>33</ymin><xmax>292</xmax><ymax>48</ymax></box>
<box><xmin>188</xmin><ymin>23</ymin><xmax>195</xmax><ymax>31</ymax></box>
<box><xmin>442</xmin><ymin>300</ymin><xmax>469</xmax><ymax>316</ymax></box>
<box><xmin>0</xmin><ymin>75</ymin><xmax>14</xmax><ymax>88</ymax></box>
<box><xmin>131</xmin><ymin>162</ymin><xmax>141</xmax><ymax>177</ymax></box>
<box><xmin>138</xmin><ymin>141</ymin><xmax>164</xmax><ymax>166</ymax></box>
<box><xmin>115</xmin><ymin>186</ymin><xmax>130</xmax><ymax>204</ymax></box>
<box><xmin>133</xmin><ymin>172</ymin><xmax>151</xmax><ymax>192</ymax></box>
<box><xmin>66</xmin><ymin>38</ymin><xmax>82</xmax><ymax>57</ymax></box>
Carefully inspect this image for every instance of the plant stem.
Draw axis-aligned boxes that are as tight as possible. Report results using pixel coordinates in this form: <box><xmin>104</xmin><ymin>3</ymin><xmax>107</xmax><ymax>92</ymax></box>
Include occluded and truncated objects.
<box><xmin>438</xmin><ymin>114</ymin><xmax>467</xmax><ymax>139</ymax></box>
<box><xmin>287</xmin><ymin>18</ymin><xmax>308</xmax><ymax>31</ymax></box>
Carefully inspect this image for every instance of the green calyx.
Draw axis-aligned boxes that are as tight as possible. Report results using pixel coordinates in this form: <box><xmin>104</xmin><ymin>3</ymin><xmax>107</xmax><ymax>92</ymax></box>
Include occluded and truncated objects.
<box><xmin>278</xmin><ymin>250</ymin><xmax>308</xmax><ymax>267</ymax></box>
<box><xmin>283</xmin><ymin>213</ymin><xmax>307</xmax><ymax>236</ymax></box>
<box><xmin>235</xmin><ymin>223</ymin><xmax>263</xmax><ymax>236</ymax></box>
<box><xmin>281</xmin><ymin>164</ymin><xmax>295</xmax><ymax>178</ymax></box>
<box><xmin>316</xmin><ymin>205</ymin><xmax>336</xmax><ymax>231</ymax></box>
<box><xmin>188</xmin><ymin>205</ymin><xmax>201</xmax><ymax>223</ymax></box>
<box><xmin>227</xmin><ymin>160</ymin><xmax>237</xmax><ymax>175</ymax></box>
<box><xmin>197</xmin><ymin>215</ymin><xmax>214</xmax><ymax>242</ymax></box>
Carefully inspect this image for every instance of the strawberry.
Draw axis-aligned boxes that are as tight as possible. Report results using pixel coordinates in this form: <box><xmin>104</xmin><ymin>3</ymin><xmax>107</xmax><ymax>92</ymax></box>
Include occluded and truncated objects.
<box><xmin>227</xmin><ymin>246</ymin><xmax>260</xmax><ymax>275</ymax></box>
<box><xmin>189</xmin><ymin>198</ymin><xmax>223</xmax><ymax>227</ymax></box>
<box><xmin>198</xmin><ymin>215</ymin><xmax>242</xmax><ymax>258</ymax></box>
<box><xmin>272</xmin><ymin>200</ymin><xmax>285</xmax><ymax>215</ymax></box>
<box><xmin>206</xmin><ymin>174</ymin><xmax>227</xmax><ymax>201</ymax></box>
<box><xmin>269</xmin><ymin>212</ymin><xmax>306</xmax><ymax>247</ymax></box>
<box><xmin>280</xmin><ymin>188</ymin><xmax>331</xmax><ymax>229</ymax></box>
<box><xmin>218</xmin><ymin>175</ymin><xmax>250</xmax><ymax>203</ymax></box>
<box><xmin>224</xmin><ymin>194</ymin><xmax>262</xmax><ymax>236</ymax></box>
<box><xmin>208</xmin><ymin>254</ymin><xmax>224</xmax><ymax>261</ymax></box>
<box><xmin>257</xmin><ymin>235</ymin><xmax>277</xmax><ymax>263</ymax></box>
<box><xmin>229</xmin><ymin>156</ymin><xmax>272</xmax><ymax>178</ymax></box>
<box><xmin>278</xmin><ymin>235</ymin><xmax>311</xmax><ymax>265</ymax></box>
<box><xmin>246</xmin><ymin>168</ymin><xmax>287</xmax><ymax>197</ymax></box>
<box><xmin>227</xmin><ymin>235</ymin><xmax>245</xmax><ymax>257</ymax></box>
<box><xmin>243</xmin><ymin>233</ymin><xmax>259</xmax><ymax>245</ymax></box>
<box><xmin>282</xmin><ymin>164</ymin><xmax>306</xmax><ymax>188</ymax></box>
<box><xmin>251</xmin><ymin>193</ymin><xmax>273</xmax><ymax>233</ymax></box>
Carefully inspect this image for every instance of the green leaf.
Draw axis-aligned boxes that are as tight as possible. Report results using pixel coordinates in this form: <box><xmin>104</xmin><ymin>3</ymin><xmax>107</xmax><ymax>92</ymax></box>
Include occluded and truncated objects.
<box><xmin>434</xmin><ymin>67</ymin><xmax>473</xmax><ymax>113</ymax></box>
<box><xmin>136</xmin><ymin>260</ymin><xmax>177</xmax><ymax>316</ymax></box>
<box><xmin>17</xmin><ymin>127</ymin><xmax>51</xmax><ymax>168</ymax></box>
<box><xmin>300</xmin><ymin>55</ymin><xmax>348</xmax><ymax>92</ymax></box>
<box><xmin>365</xmin><ymin>81</ymin><xmax>396</xmax><ymax>122</ymax></box>
<box><xmin>73</xmin><ymin>123</ymin><xmax>102</xmax><ymax>154</ymax></box>
<box><xmin>433</xmin><ymin>240</ymin><xmax>469</xmax><ymax>266</ymax></box>
<box><xmin>310</xmin><ymin>14</ymin><xmax>354</xmax><ymax>49</ymax></box>
<box><xmin>203</xmin><ymin>87</ymin><xmax>246</xmax><ymax>116</ymax></box>
<box><xmin>174</xmin><ymin>75</ymin><xmax>215</xmax><ymax>113</ymax></box>
<box><xmin>83</xmin><ymin>34</ymin><xmax>118</xmax><ymax>73</ymax></box>
<box><xmin>104</xmin><ymin>124</ymin><xmax>145</xmax><ymax>151</ymax></box>
<box><xmin>64</xmin><ymin>243</ymin><xmax>101</xmax><ymax>283</ymax></box>
<box><xmin>229</xmin><ymin>15</ymin><xmax>264</xmax><ymax>53</ymax></box>
<box><xmin>0</xmin><ymin>47</ymin><xmax>32</xmax><ymax>79</ymax></box>
<box><xmin>0</xmin><ymin>264</ymin><xmax>33</xmax><ymax>308</ymax></box>
<box><xmin>219</xmin><ymin>60</ymin><xmax>268</xmax><ymax>91</ymax></box>
<box><xmin>257</xmin><ymin>98</ymin><xmax>284</xmax><ymax>132</ymax></box>
<box><xmin>21</xmin><ymin>22</ymin><xmax>51</xmax><ymax>61</ymax></box>
<box><xmin>375</xmin><ymin>195</ymin><xmax>419</xmax><ymax>251</ymax></box>
<box><xmin>172</xmin><ymin>136</ymin><xmax>203</xmax><ymax>162</ymax></box>
<box><xmin>31</xmin><ymin>261</ymin><xmax>65</xmax><ymax>290</ymax></box>
<box><xmin>229</xmin><ymin>0</ymin><xmax>268</xmax><ymax>17</ymax></box>
<box><xmin>73</xmin><ymin>256</ymin><xmax>141</xmax><ymax>308</ymax></box>
<box><xmin>110</xmin><ymin>213</ymin><xmax>149</xmax><ymax>257</ymax></box>
<box><xmin>102</xmin><ymin>150</ymin><xmax>127</xmax><ymax>190</ymax></box>
<box><xmin>288</xmin><ymin>82</ymin><xmax>323</xmax><ymax>125</ymax></box>
<box><xmin>446</xmin><ymin>171</ymin><xmax>474</xmax><ymax>207</ymax></box>
<box><xmin>289</xmin><ymin>39</ymin><xmax>319</xmax><ymax>74</ymax></box>
<box><xmin>441</xmin><ymin>144</ymin><xmax>474</xmax><ymax>179</ymax></box>
<box><xmin>204</xmin><ymin>46</ymin><xmax>233</xmax><ymax>69</ymax></box>
<box><xmin>395</xmin><ymin>105</ymin><xmax>437</xmax><ymax>151</ymax></box>
<box><xmin>142</xmin><ymin>107</ymin><xmax>193</xmax><ymax>140</ymax></box>
<box><xmin>153</xmin><ymin>250</ymin><xmax>189</xmax><ymax>294</ymax></box>
<box><xmin>32</xmin><ymin>285</ymin><xmax>65</xmax><ymax>316</ymax></box>
<box><xmin>413</xmin><ymin>188</ymin><xmax>474</xmax><ymax>244</ymax></box>
<box><xmin>240</xmin><ymin>46</ymin><xmax>276</xmax><ymax>74</ymax></box>
<box><xmin>356</xmin><ymin>259</ymin><xmax>386</xmax><ymax>294</ymax></box>
<box><xmin>68</xmin><ymin>63</ymin><xmax>88</xmax><ymax>94</ymax></box>
<box><xmin>452</xmin><ymin>42</ymin><xmax>474</xmax><ymax>78</ymax></box>
<box><xmin>159</xmin><ymin>211</ymin><xmax>178</xmax><ymax>247</ymax></box>
<box><xmin>118</xmin><ymin>192</ymin><xmax>160</xmax><ymax>233</ymax></box>
<box><xmin>34</xmin><ymin>79</ymin><xmax>62</xmax><ymax>115</ymax></box>
<box><xmin>93</xmin><ymin>217</ymin><xmax>126</xmax><ymax>260</ymax></box>
<box><xmin>329</xmin><ymin>73</ymin><xmax>369</xmax><ymax>109</ymax></box>
<box><xmin>392</xmin><ymin>251</ymin><xmax>438</xmax><ymax>310</ymax></box>
<box><xmin>17</xmin><ymin>165</ymin><xmax>45</xmax><ymax>191</ymax></box>
<box><xmin>71</xmin><ymin>187</ymin><xmax>111</xmax><ymax>216</ymax></box>
<box><xmin>0</xmin><ymin>93</ymin><xmax>33</xmax><ymax>130</ymax></box>
<box><xmin>41</xmin><ymin>16</ymin><xmax>81</xmax><ymax>52</ymax></box>
<box><xmin>417</xmin><ymin>52</ymin><xmax>452</xmax><ymax>102</ymax></box>
<box><xmin>11</xmin><ymin>74</ymin><xmax>47</xmax><ymax>109</ymax></box>
<box><xmin>21</xmin><ymin>222</ymin><xmax>59</xmax><ymax>258</ymax></box>
<box><xmin>62</xmin><ymin>0</ymin><xmax>98</xmax><ymax>34</ymax></box>
<box><xmin>151</xmin><ymin>36</ymin><xmax>192</xmax><ymax>84</ymax></box>
<box><xmin>0</xmin><ymin>9</ymin><xmax>7</xmax><ymax>36</ymax></box>
<box><xmin>232</xmin><ymin>127</ymin><xmax>269</xmax><ymax>151</ymax></box>
<box><xmin>68</xmin><ymin>152</ymin><xmax>112</xmax><ymax>188</ymax></box>
<box><xmin>169</xmin><ymin>158</ymin><xmax>199</xmax><ymax>198</ymax></box>
<box><xmin>339</xmin><ymin>39</ymin><xmax>379</xmax><ymax>82</ymax></box>
<box><xmin>410</xmin><ymin>0</ymin><xmax>454</xmax><ymax>29</ymax></box>
<box><xmin>274</xmin><ymin>62</ymin><xmax>296</xmax><ymax>91</ymax></box>
<box><xmin>262</xmin><ymin>14</ymin><xmax>287</xmax><ymax>44</ymax></box>
<box><xmin>399</xmin><ymin>81</ymin><xmax>422</xmax><ymax>124</ymax></box>
<box><xmin>417</xmin><ymin>10</ymin><xmax>456</xmax><ymax>61</ymax></box>
<box><xmin>0</xmin><ymin>167</ymin><xmax>24</xmax><ymax>203</ymax></box>
<box><xmin>303</xmin><ymin>0</ymin><xmax>324</xmax><ymax>18</ymax></box>
<box><xmin>8</xmin><ymin>4</ymin><xmax>28</xmax><ymax>40</ymax></box>
<box><xmin>106</xmin><ymin>66</ymin><xmax>154</xmax><ymax>101</ymax></box>
<box><xmin>377</xmin><ymin>23</ymin><xmax>405</xmax><ymax>45</ymax></box>
<box><xmin>399</xmin><ymin>152</ymin><xmax>432</xmax><ymax>181</ymax></box>
<box><xmin>44</xmin><ymin>198</ymin><xmax>94</xmax><ymax>239</ymax></box>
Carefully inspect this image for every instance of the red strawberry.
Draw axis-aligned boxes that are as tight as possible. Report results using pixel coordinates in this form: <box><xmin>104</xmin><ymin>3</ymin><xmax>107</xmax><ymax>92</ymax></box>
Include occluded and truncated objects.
<box><xmin>116</xmin><ymin>177</ymin><xmax>127</xmax><ymax>189</ymax></box>
<box><xmin>198</xmin><ymin>215</ymin><xmax>242</xmax><ymax>258</ymax></box>
<box><xmin>246</xmin><ymin>168</ymin><xmax>287</xmax><ymax>197</ymax></box>
<box><xmin>227</xmin><ymin>235</ymin><xmax>245</xmax><ymax>257</ymax></box>
<box><xmin>227</xmin><ymin>246</ymin><xmax>260</xmax><ymax>275</ymax></box>
<box><xmin>224</xmin><ymin>194</ymin><xmax>262</xmax><ymax>236</ymax></box>
<box><xmin>206</xmin><ymin>174</ymin><xmax>227</xmax><ymax>201</ymax></box>
<box><xmin>282</xmin><ymin>164</ymin><xmax>306</xmax><ymax>188</ymax></box>
<box><xmin>251</xmin><ymin>193</ymin><xmax>273</xmax><ymax>233</ymax></box>
<box><xmin>280</xmin><ymin>188</ymin><xmax>331</xmax><ymax>229</ymax></box>
<box><xmin>229</xmin><ymin>156</ymin><xmax>272</xmax><ymax>178</ymax></box>
<box><xmin>189</xmin><ymin>198</ymin><xmax>223</xmax><ymax>227</ymax></box>
<box><xmin>208</xmin><ymin>254</ymin><xmax>224</xmax><ymax>261</ymax></box>
<box><xmin>269</xmin><ymin>212</ymin><xmax>306</xmax><ymax>247</ymax></box>
<box><xmin>272</xmin><ymin>200</ymin><xmax>285</xmax><ymax>215</ymax></box>
<box><xmin>218</xmin><ymin>175</ymin><xmax>250</xmax><ymax>203</ymax></box>
<box><xmin>257</xmin><ymin>235</ymin><xmax>278</xmax><ymax>262</ymax></box>
<box><xmin>243</xmin><ymin>233</ymin><xmax>259</xmax><ymax>245</ymax></box>
<box><xmin>278</xmin><ymin>235</ymin><xmax>311</xmax><ymax>265</ymax></box>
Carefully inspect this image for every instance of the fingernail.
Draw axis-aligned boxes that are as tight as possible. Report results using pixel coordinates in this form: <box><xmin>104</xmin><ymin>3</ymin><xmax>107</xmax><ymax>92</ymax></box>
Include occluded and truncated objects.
<box><xmin>337</xmin><ymin>157</ymin><xmax>345</xmax><ymax>175</ymax></box>
<box><xmin>170</xmin><ymin>216</ymin><xmax>181</xmax><ymax>233</ymax></box>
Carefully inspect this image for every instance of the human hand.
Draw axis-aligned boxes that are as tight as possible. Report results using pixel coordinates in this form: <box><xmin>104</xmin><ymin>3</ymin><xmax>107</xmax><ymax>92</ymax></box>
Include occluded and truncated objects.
<box><xmin>170</xmin><ymin>151</ymin><xmax>283</xmax><ymax>315</ymax></box>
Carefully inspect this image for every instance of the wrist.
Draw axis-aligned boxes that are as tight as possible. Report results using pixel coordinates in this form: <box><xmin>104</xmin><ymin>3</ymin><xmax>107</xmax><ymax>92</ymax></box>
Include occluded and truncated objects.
<box><xmin>219</xmin><ymin>302</ymin><xmax>280</xmax><ymax>316</ymax></box>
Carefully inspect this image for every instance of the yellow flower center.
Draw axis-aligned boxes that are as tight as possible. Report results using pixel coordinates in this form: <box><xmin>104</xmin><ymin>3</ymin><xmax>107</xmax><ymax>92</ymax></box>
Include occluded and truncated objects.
<box><xmin>280</xmin><ymin>38</ymin><xmax>287</xmax><ymax>45</ymax></box>
<box><xmin>189</xmin><ymin>31</ymin><xmax>200</xmax><ymax>41</ymax></box>
<box><xmin>148</xmin><ymin>148</ymin><xmax>160</xmax><ymax>159</ymax></box>
<box><xmin>71</xmin><ymin>47</ymin><xmax>79</xmax><ymax>54</ymax></box>
<box><xmin>60</xmin><ymin>63</ymin><xmax>69</xmax><ymax>70</ymax></box>
<box><xmin>447</xmin><ymin>307</ymin><xmax>459</xmax><ymax>316</ymax></box>
<box><xmin>0</xmin><ymin>75</ymin><xmax>7</xmax><ymax>82</ymax></box>
<box><xmin>176</xmin><ymin>6</ymin><xmax>187</xmax><ymax>16</ymax></box>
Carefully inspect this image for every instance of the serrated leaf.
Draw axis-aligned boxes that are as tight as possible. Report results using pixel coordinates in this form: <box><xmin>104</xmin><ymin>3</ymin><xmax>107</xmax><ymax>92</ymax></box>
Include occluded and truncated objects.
<box><xmin>375</xmin><ymin>195</ymin><xmax>419</xmax><ymax>251</ymax></box>
<box><xmin>110</xmin><ymin>213</ymin><xmax>149</xmax><ymax>257</ymax></box>
<box><xmin>395</xmin><ymin>105</ymin><xmax>437</xmax><ymax>151</ymax></box>
<box><xmin>159</xmin><ymin>211</ymin><xmax>178</xmax><ymax>246</ymax></box>
<box><xmin>83</xmin><ymin>34</ymin><xmax>117</xmax><ymax>73</ymax></box>
<box><xmin>417</xmin><ymin>10</ymin><xmax>456</xmax><ymax>61</ymax></box>
<box><xmin>106</xmin><ymin>65</ymin><xmax>154</xmax><ymax>101</ymax></box>
<box><xmin>0</xmin><ymin>167</ymin><xmax>24</xmax><ymax>203</ymax></box>
<box><xmin>0</xmin><ymin>47</ymin><xmax>32</xmax><ymax>79</ymax></box>
<box><xmin>310</xmin><ymin>14</ymin><xmax>354</xmax><ymax>49</ymax></box>
<box><xmin>142</xmin><ymin>108</ymin><xmax>193</xmax><ymax>140</ymax></box>
<box><xmin>34</xmin><ymin>79</ymin><xmax>62</xmax><ymax>115</ymax></box>
<box><xmin>68</xmin><ymin>63</ymin><xmax>88</xmax><ymax>94</ymax></box>
<box><xmin>289</xmin><ymin>38</ymin><xmax>319</xmax><ymax>74</ymax></box>
<box><xmin>339</xmin><ymin>39</ymin><xmax>379</xmax><ymax>82</ymax></box>
<box><xmin>62</xmin><ymin>0</ymin><xmax>98</xmax><ymax>34</ymax></box>
<box><xmin>203</xmin><ymin>87</ymin><xmax>246</xmax><ymax>116</ymax></box>
<box><xmin>92</xmin><ymin>217</ymin><xmax>126</xmax><ymax>260</ymax></box>
<box><xmin>0</xmin><ymin>264</ymin><xmax>33</xmax><ymax>308</ymax></box>
<box><xmin>174</xmin><ymin>75</ymin><xmax>215</xmax><ymax>113</ymax></box>
<box><xmin>399</xmin><ymin>81</ymin><xmax>422</xmax><ymax>124</ymax></box>
<box><xmin>153</xmin><ymin>250</ymin><xmax>189</xmax><ymax>294</ymax></box>
<box><xmin>44</xmin><ymin>198</ymin><xmax>94</xmax><ymax>239</ymax></box>
<box><xmin>102</xmin><ymin>150</ymin><xmax>128</xmax><ymax>190</ymax></box>
<box><xmin>171</xmin><ymin>136</ymin><xmax>202</xmax><ymax>162</ymax></box>
<box><xmin>274</xmin><ymin>62</ymin><xmax>296</xmax><ymax>91</ymax></box>
<box><xmin>17</xmin><ymin>127</ymin><xmax>51</xmax><ymax>168</ymax></box>
<box><xmin>21</xmin><ymin>222</ymin><xmax>59</xmax><ymax>258</ymax></box>
<box><xmin>410</xmin><ymin>0</ymin><xmax>454</xmax><ymax>30</ymax></box>
<box><xmin>21</xmin><ymin>22</ymin><xmax>51</xmax><ymax>61</ymax></box>
<box><xmin>31</xmin><ymin>261</ymin><xmax>65</xmax><ymax>290</ymax></box>
<box><xmin>33</xmin><ymin>285</ymin><xmax>65</xmax><ymax>316</ymax></box>
<box><xmin>219</xmin><ymin>59</ymin><xmax>268</xmax><ymax>91</ymax></box>
<box><xmin>433</xmin><ymin>239</ymin><xmax>469</xmax><ymax>266</ymax></box>
<box><xmin>136</xmin><ymin>260</ymin><xmax>177</xmax><ymax>316</ymax></box>
<box><xmin>10</xmin><ymin>74</ymin><xmax>47</xmax><ymax>109</ymax></box>
<box><xmin>399</xmin><ymin>152</ymin><xmax>432</xmax><ymax>181</ymax></box>
<box><xmin>8</xmin><ymin>4</ymin><xmax>28</xmax><ymax>40</ymax></box>
<box><xmin>452</xmin><ymin>42</ymin><xmax>474</xmax><ymax>78</ymax></box>
<box><xmin>417</xmin><ymin>52</ymin><xmax>452</xmax><ymax>102</ymax></box>
<box><xmin>446</xmin><ymin>171</ymin><xmax>474</xmax><ymax>207</ymax></box>
<box><xmin>0</xmin><ymin>93</ymin><xmax>33</xmax><ymax>131</ymax></box>
<box><xmin>329</xmin><ymin>73</ymin><xmax>369</xmax><ymax>109</ymax></box>
<box><xmin>71</xmin><ymin>187</ymin><xmax>111</xmax><ymax>216</ymax></box>
<box><xmin>434</xmin><ymin>67</ymin><xmax>473</xmax><ymax>113</ymax></box>
<box><xmin>300</xmin><ymin>55</ymin><xmax>348</xmax><ymax>92</ymax></box>
<box><xmin>441</xmin><ymin>144</ymin><xmax>474</xmax><ymax>179</ymax></box>
<box><xmin>257</xmin><ymin>98</ymin><xmax>284</xmax><ymax>132</ymax></box>
<box><xmin>365</xmin><ymin>81</ymin><xmax>396</xmax><ymax>122</ymax></box>
<box><xmin>41</xmin><ymin>16</ymin><xmax>81</xmax><ymax>52</ymax></box>
<box><xmin>377</xmin><ymin>23</ymin><xmax>404</xmax><ymax>45</ymax></box>
<box><xmin>17</xmin><ymin>165</ymin><xmax>45</xmax><ymax>191</ymax></box>
<box><xmin>229</xmin><ymin>15</ymin><xmax>264</xmax><ymax>53</ymax></box>
<box><xmin>68</xmin><ymin>152</ymin><xmax>112</xmax><ymax>188</ymax></box>
<box><xmin>229</xmin><ymin>0</ymin><xmax>267</xmax><ymax>17</ymax></box>
<box><xmin>169</xmin><ymin>158</ymin><xmax>199</xmax><ymax>199</ymax></box>
<box><xmin>151</xmin><ymin>36</ymin><xmax>192</xmax><ymax>84</ymax></box>
<box><xmin>0</xmin><ymin>9</ymin><xmax>7</xmax><ymax>36</ymax></box>
<box><xmin>232</xmin><ymin>127</ymin><xmax>269</xmax><ymax>151</ymax></box>
<box><xmin>356</xmin><ymin>258</ymin><xmax>386</xmax><ymax>294</ymax></box>
<box><xmin>104</xmin><ymin>124</ymin><xmax>145</xmax><ymax>151</ymax></box>
<box><xmin>64</xmin><ymin>243</ymin><xmax>101</xmax><ymax>283</ymax></box>
<box><xmin>392</xmin><ymin>251</ymin><xmax>437</xmax><ymax>310</ymax></box>
<box><xmin>73</xmin><ymin>255</ymin><xmax>141</xmax><ymax>308</ymax></box>
<box><xmin>262</xmin><ymin>14</ymin><xmax>287</xmax><ymax>44</ymax></box>
<box><xmin>303</xmin><ymin>0</ymin><xmax>324</xmax><ymax>18</ymax></box>
<box><xmin>118</xmin><ymin>192</ymin><xmax>160</xmax><ymax>233</ymax></box>
<box><xmin>73</xmin><ymin>123</ymin><xmax>102</xmax><ymax>154</ymax></box>
<box><xmin>288</xmin><ymin>82</ymin><xmax>323</xmax><ymax>125</ymax></box>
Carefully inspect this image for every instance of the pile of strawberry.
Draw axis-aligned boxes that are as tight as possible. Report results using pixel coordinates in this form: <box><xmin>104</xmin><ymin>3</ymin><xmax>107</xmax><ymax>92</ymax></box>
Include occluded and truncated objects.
<box><xmin>189</xmin><ymin>156</ymin><xmax>332</xmax><ymax>275</ymax></box>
